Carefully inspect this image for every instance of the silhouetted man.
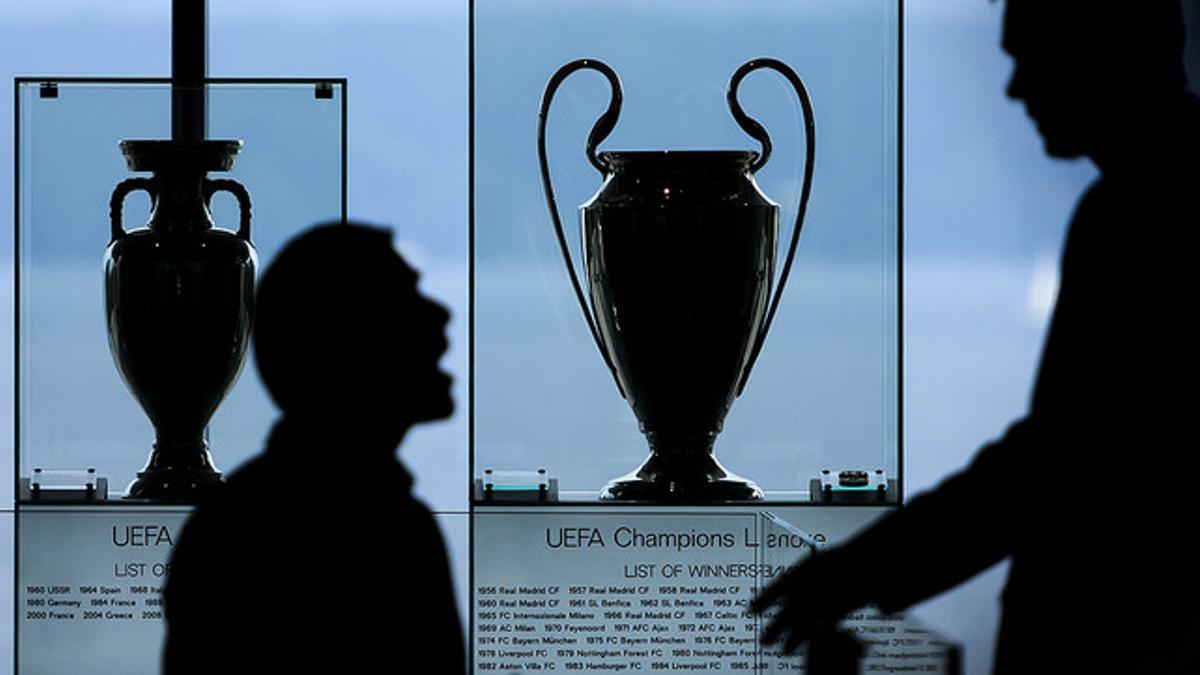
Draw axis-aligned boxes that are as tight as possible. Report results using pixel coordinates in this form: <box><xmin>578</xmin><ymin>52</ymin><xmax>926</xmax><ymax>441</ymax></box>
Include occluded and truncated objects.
<box><xmin>753</xmin><ymin>2</ymin><xmax>1199</xmax><ymax>673</ymax></box>
<box><xmin>163</xmin><ymin>223</ymin><xmax>465</xmax><ymax>673</ymax></box>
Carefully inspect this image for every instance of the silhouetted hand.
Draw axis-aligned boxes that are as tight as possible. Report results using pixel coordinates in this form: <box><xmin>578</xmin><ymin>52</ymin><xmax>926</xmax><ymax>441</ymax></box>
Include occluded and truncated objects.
<box><xmin>750</xmin><ymin>545</ymin><xmax>873</xmax><ymax>656</ymax></box>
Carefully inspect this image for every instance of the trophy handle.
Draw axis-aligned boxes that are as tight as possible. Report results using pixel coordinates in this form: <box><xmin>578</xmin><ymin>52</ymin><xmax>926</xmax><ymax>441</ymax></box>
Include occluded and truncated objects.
<box><xmin>728</xmin><ymin>58</ymin><xmax>817</xmax><ymax>395</ymax></box>
<box><xmin>538</xmin><ymin>59</ymin><xmax>627</xmax><ymax>398</ymax></box>
<box><xmin>203</xmin><ymin>178</ymin><xmax>253</xmax><ymax>242</ymax></box>
<box><xmin>109</xmin><ymin>178</ymin><xmax>157</xmax><ymax>244</ymax></box>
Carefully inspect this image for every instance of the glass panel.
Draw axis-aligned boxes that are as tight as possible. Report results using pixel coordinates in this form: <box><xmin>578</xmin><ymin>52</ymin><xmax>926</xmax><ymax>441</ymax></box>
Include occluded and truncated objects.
<box><xmin>205</xmin><ymin>1</ymin><xmax>473</xmax><ymax>513</ymax></box>
<box><xmin>473</xmin><ymin>0</ymin><xmax>900</xmax><ymax>499</ymax></box>
<box><xmin>16</xmin><ymin>80</ymin><xmax>344</xmax><ymax>499</ymax></box>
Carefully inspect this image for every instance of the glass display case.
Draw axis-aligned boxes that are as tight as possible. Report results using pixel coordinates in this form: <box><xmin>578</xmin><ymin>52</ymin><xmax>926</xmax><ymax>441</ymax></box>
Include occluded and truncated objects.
<box><xmin>15</xmin><ymin>78</ymin><xmax>345</xmax><ymax>675</ymax></box>
<box><xmin>16</xmin><ymin>79</ymin><xmax>345</xmax><ymax>500</ymax></box>
<box><xmin>472</xmin><ymin>0</ymin><xmax>901</xmax><ymax>501</ymax></box>
<box><xmin>467</xmin><ymin>0</ymin><xmax>940</xmax><ymax>671</ymax></box>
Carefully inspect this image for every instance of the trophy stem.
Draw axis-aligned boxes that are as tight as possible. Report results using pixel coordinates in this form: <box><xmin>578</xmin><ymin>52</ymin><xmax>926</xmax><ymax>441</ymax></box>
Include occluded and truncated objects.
<box><xmin>600</xmin><ymin>434</ymin><xmax>762</xmax><ymax>502</ymax></box>
<box><xmin>645</xmin><ymin>431</ymin><xmax>717</xmax><ymax>456</ymax></box>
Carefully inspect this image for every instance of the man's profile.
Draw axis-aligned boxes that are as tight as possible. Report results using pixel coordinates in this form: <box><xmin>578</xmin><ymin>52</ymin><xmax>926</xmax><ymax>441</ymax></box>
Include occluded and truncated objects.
<box><xmin>753</xmin><ymin>2</ymin><xmax>1199</xmax><ymax>672</ymax></box>
<box><xmin>162</xmin><ymin>223</ymin><xmax>464</xmax><ymax>673</ymax></box>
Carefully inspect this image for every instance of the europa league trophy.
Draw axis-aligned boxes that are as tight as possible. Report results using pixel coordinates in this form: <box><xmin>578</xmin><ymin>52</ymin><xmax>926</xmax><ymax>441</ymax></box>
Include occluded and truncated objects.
<box><xmin>538</xmin><ymin>58</ymin><xmax>815</xmax><ymax>501</ymax></box>
<box><xmin>105</xmin><ymin>139</ymin><xmax>256</xmax><ymax>500</ymax></box>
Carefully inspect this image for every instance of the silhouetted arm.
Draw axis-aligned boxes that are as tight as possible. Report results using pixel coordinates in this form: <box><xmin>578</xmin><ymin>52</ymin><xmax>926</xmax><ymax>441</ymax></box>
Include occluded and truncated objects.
<box><xmin>844</xmin><ymin>418</ymin><xmax>1038</xmax><ymax>613</ymax></box>
<box><xmin>753</xmin><ymin>418</ymin><xmax>1036</xmax><ymax>651</ymax></box>
<box><xmin>755</xmin><ymin>169</ymin><xmax>1200</xmax><ymax>651</ymax></box>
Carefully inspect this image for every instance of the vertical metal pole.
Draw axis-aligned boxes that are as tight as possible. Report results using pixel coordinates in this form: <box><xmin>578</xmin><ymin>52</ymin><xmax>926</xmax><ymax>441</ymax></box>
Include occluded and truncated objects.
<box><xmin>172</xmin><ymin>0</ymin><xmax>207</xmax><ymax>141</ymax></box>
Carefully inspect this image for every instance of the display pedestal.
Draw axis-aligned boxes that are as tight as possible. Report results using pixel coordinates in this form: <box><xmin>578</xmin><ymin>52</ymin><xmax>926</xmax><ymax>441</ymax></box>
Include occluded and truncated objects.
<box><xmin>473</xmin><ymin>505</ymin><xmax>959</xmax><ymax>673</ymax></box>
<box><xmin>18</xmin><ymin>506</ymin><xmax>190</xmax><ymax>674</ymax></box>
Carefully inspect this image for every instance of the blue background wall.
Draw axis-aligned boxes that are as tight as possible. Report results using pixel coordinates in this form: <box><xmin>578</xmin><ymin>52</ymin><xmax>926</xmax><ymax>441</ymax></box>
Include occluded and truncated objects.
<box><xmin>2</xmin><ymin>2</ymin><xmax>1197</xmax><ymax>673</ymax></box>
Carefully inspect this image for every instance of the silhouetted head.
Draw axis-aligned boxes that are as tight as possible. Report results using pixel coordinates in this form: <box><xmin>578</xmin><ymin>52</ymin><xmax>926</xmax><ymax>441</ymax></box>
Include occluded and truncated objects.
<box><xmin>254</xmin><ymin>223</ymin><xmax>452</xmax><ymax>442</ymax></box>
<box><xmin>1003</xmin><ymin>0</ymin><xmax>1189</xmax><ymax>160</ymax></box>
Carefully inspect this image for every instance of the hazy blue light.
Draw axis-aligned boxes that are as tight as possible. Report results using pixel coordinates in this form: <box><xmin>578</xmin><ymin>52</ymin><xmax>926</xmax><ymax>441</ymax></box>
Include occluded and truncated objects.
<box><xmin>4</xmin><ymin>1</ymin><xmax>1190</xmax><ymax>673</ymax></box>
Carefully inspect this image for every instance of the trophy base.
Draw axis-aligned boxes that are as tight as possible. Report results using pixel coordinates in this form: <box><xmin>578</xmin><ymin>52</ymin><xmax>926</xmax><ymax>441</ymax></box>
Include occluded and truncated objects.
<box><xmin>600</xmin><ymin>453</ymin><xmax>763</xmax><ymax>502</ymax></box>
<box><xmin>125</xmin><ymin>467</ymin><xmax>223</xmax><ymax>502</ymax></box>
<box><xmin>125</xmin><ymin>440</ymin><xmax>223</xmax><ymax>502</ymax></box>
